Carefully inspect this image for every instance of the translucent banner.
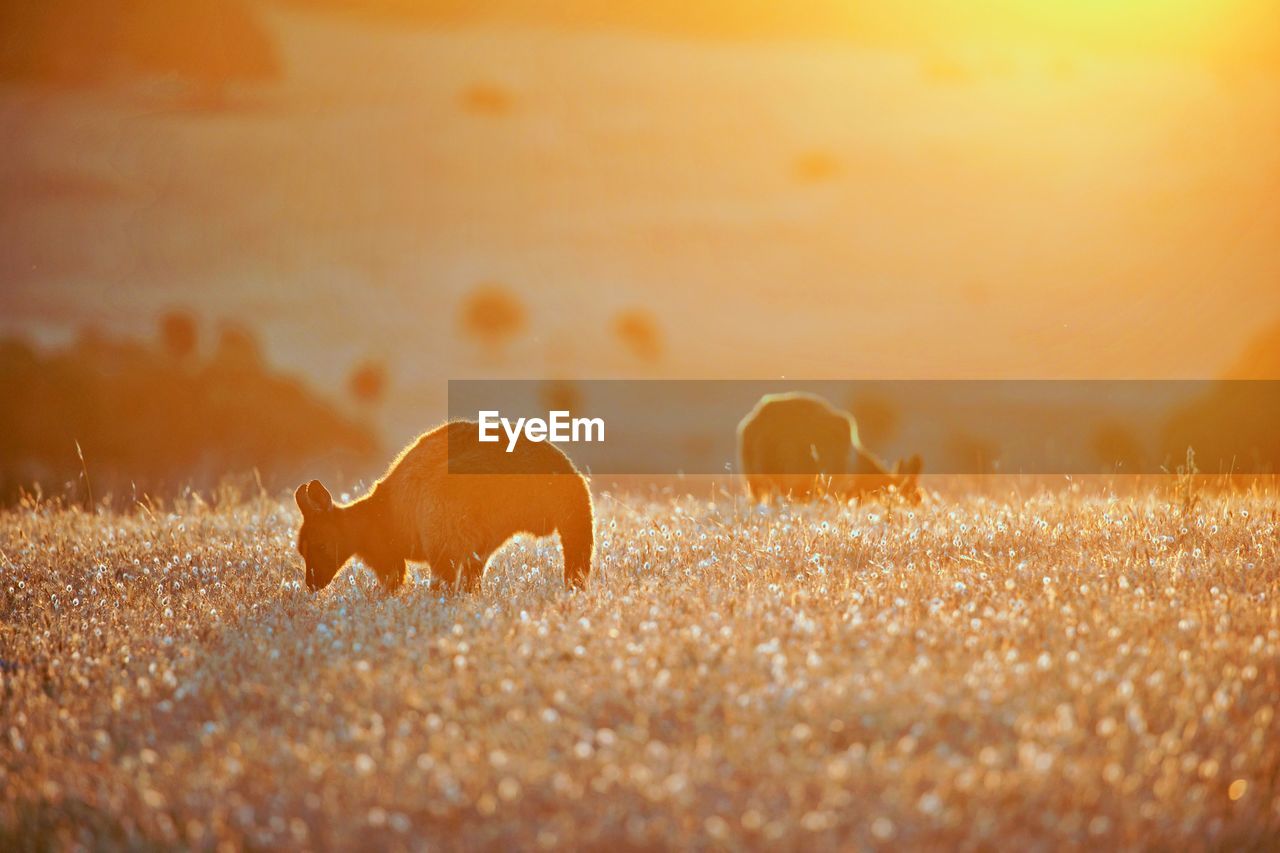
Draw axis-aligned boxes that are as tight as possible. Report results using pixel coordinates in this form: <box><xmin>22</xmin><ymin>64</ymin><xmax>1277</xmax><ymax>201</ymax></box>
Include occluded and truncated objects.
<box><xmin>446</xmin><ymin>380</ymin><xmax>1280</xmax><ymax>476</ymax></box>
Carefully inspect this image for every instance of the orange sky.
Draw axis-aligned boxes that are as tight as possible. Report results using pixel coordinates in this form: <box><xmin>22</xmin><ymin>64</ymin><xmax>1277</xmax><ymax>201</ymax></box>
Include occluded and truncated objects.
<box><xmin>2</xmin><ymin>2</ymin><xmax>1279</xmax><ymax>444</ymax></box>
<box><xmin>294</xmin><ymin>0</ymin><xmax>1280</xmax><ymax>69</ymax></box>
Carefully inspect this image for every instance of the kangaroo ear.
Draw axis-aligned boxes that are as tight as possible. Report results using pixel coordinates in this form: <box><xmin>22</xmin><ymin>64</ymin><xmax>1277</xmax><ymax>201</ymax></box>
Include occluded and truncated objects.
<box><xmin>905</xmin><ymin>454</ymin><xmax>923</xmax><ymax>476</ymax></box>
<box><xmin>892</xmin><ymin>459</ymin><xmax>903</xmax><ymax>475</ymax></box>
<box><xmin>306</xmin><ymin>479</ymin><xmax>333</xmax><ymax>513</ymax></box>
<box><xmin>295</xmin><ymin>483</ymin><xmax>312</xmax><ymax>515</ymax></box>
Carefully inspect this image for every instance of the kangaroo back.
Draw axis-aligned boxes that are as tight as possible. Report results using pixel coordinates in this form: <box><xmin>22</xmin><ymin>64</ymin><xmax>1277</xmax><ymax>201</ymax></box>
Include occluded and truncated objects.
<box><xmin>738</xmin><ymin>392</ymin><xmax>856</xmax><ymax>500</ymax></box>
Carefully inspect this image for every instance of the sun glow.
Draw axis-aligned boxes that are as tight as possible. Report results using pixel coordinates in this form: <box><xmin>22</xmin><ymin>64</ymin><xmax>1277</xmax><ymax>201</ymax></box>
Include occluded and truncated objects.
<box><xmin>849</xmin><ymin>0</ymin><xmax>1273</xmax><ymax>67</ymax></box>
<box><xmin>981</xmin><ymin>0</ymin><xmax>1221</xmax><ymax>48</ymax></box>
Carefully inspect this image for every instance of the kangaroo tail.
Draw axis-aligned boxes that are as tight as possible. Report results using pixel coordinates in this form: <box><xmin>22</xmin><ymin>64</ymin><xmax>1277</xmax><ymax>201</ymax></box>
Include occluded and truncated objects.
<box><xmin>557</xmin><ymin>474</ymin><xmax>595</xmax><ymax>590</ymax></box>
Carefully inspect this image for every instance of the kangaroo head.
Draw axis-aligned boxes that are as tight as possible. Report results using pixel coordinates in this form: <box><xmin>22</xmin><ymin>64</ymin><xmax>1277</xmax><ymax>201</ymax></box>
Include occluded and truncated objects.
<box><xmin>892</xmin><ymin>454</ymin><xmax>924</xmax><ymax>503</ymax></box>
<box><xmin>295</xmin><ymin>479</ymin><xmax>342</xmax><ymax>591</ymax></box>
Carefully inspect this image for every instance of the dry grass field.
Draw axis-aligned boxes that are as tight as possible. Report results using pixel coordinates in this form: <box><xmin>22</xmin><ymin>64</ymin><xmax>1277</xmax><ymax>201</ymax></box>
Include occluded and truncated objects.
<box><xmin>2</xmin><ymin>481</ymin><xmax>1278</xmax><ymax>849</ymax></box>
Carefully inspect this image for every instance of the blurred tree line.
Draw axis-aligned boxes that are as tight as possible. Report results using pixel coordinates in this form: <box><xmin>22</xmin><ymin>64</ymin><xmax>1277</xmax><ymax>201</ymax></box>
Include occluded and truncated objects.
<box><xmin>0</xmin><ymin>312</ymin><xmax>379</xmax><ymax>504</ymax></box>
<box><xmin>0</xmin><ymin>0</ymin><xmax>279</xmax><ymax>103</ymax></box>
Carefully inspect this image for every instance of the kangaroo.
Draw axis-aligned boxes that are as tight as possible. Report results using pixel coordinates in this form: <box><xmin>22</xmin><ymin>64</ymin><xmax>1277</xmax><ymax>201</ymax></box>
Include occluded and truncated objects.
<box><xmin>738</xmin><ymin>392</ymin><xmax>922</xmax><ymax>503</ymax></box>
<box><xmin>295</xmin><ymin>420</ymin><xmax>594</xmax><ymax>594</ymax></box>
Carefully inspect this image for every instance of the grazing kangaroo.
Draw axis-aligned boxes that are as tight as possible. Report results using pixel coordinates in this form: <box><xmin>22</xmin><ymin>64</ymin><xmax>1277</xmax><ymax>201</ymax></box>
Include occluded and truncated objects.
<box><xmin>295</xmin><ymin>420</ymin><xmax>594</xmax><ymax>594</ymax></box>
<box><xmin>738</xmin><ymin>392</ymin><xmax>922</xmax><ymax>503</ymax></box>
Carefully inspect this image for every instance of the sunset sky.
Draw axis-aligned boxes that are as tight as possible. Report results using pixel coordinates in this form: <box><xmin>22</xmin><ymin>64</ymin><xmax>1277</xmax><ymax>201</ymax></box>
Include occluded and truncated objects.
<box><xmin>2</xmin><ymin>0</ymin><xmax>1278</xmax><ymax>445</ymax></box>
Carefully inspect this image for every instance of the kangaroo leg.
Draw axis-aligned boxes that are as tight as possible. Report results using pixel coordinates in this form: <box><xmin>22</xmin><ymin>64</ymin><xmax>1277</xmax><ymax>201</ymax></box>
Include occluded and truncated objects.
<box><xmin>428</xmin><ymin>561</ymin><xmax>458</xmax><ymax>595</ymax></box>
<box><xmin>557</xmin><ymin>478</ymin><xmax>595</xmax><ymax>591</ymax></box>
<box><xmin>456</xmin><ymin>552</ymin><xmax>488</xmax><ymax>594</ymax></box>
<box><xmin>430</xmin><ymin>551</ymin><xmax>488</xmax><ymax>595</ymax></box>
<box><xmin>368</xmin><ymin>557</ymin><xmax>407</xmax><ymax>595</ymax></box>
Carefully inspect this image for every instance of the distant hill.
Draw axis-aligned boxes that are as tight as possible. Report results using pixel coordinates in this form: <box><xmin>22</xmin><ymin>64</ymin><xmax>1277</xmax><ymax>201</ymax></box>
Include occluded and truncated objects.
<box><xmin>0</xmin><ymin>325</ymin><xmax>378</xmax><ymax>503</ymax></box>
<box><xmin>1162</xmin><ymin>317</ymin><xmax>1280</xmax><ymax>475</ymax></box>
<box><xmin>1224</xmin><ymin>319</ymin><xmax>1280</xmax><ymax>379</ymax></box>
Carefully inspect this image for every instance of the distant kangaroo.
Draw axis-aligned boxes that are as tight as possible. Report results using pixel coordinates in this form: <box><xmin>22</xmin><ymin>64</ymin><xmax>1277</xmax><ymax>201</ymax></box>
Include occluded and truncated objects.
<box><xmin>295</xmin><ymin>420</ymin><xmax>594</xmax><ymax>594</ymax></box>
<box><xmin>738</xmin><ymin>392</ymin><xmax>922</xmax><ymax>503</ymax></box>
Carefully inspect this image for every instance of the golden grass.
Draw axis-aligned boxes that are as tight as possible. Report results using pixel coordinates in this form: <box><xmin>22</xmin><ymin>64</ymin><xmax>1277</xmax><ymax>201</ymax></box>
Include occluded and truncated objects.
<box><xmin>2</xmin><ymin>483</ymin><xmax>1278</xmax><ymax>848</ymax></box>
